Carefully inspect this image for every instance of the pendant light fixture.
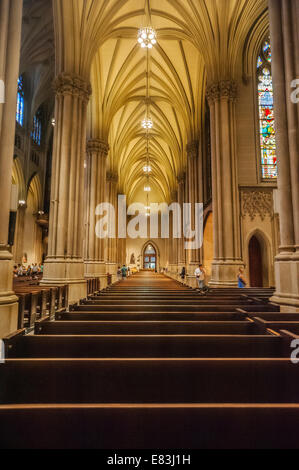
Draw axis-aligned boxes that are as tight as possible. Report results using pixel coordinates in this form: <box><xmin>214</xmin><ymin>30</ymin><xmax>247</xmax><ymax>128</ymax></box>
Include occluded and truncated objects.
<box><xmin>138</xmin><ymin>0</ymin><xmax>157</xmax><ymax>50</ymax></box>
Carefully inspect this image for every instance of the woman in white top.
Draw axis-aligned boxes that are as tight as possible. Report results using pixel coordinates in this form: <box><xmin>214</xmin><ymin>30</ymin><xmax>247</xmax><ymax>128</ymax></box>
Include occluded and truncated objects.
<box><xmin>194</xmin><ymin>264</ymin><xmax>206</xmax><ymax>293</ymax></box>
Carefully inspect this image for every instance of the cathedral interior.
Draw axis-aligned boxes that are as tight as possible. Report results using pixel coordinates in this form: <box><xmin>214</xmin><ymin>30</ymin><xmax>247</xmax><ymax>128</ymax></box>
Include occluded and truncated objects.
<box><xmin>0</xmin><ymin>0</ymin><xmax>298</xmax><ymax>450</ymax></box>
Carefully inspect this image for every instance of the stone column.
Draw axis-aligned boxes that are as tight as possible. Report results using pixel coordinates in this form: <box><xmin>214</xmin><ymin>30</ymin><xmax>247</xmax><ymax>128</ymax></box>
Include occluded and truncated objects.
<box><xmin>186</xmin><ymin>141</ymin><xmax>201</xmax><ymax>287</ymax></box>
<box><xmin>0</xmin><ymin>0</ymin><xmax>23</xmax><ymax>337</ymax></box>
<box><xmin>13</xmin><ymin>204</ymin><xmax>26</xmax><ymax>264</ymax></box>
<box><xmin>84</xmin><ymin>139</ymin><xmax>109</xmax><ymax>288</ymax></box>
<box><xmin>106</xmin><ymin>171</ymin><xmax>118</xmax><ymax>282</ymax></box>
<box><xmin>177</xmin><ymin>172</ymin><xmax>186</xmax><ymax>273</ymax></box>
<box><xmin>117</xmin><ymin>237</ymin><xmax>126</xmax><ymax>269</ymax></box>
<box><xmin>269</xmin><ymin>0</ymin><xmax>299</xmax><ymax>311</ymax></box>
<box><xmin>42</xmin><ymin>73</ymin><xmax>92</xmax><ymax>303</ymax></box>
<box><xmin>168</xmin><ymin>190</ymin><xmax>178</xmax><ymax>278</ymax></box>
<box><xmin>207</xmin><ymin>80</ymin><xmax>243</xmax><ymax>287</ymax></box>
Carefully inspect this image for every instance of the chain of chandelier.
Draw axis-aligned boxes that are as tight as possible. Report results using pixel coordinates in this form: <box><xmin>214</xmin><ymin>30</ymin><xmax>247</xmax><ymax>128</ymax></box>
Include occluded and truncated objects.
<box><xmin>137</xmin><ymin>4</ymin><xmax>157</xmax><ymax>198</ymax></box>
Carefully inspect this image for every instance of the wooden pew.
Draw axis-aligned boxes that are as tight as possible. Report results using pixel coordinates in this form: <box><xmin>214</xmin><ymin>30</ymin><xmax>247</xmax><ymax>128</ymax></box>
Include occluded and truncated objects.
<box><xmin>14</xmin><ymin>282</ymin><xmax>69</xmax><ymax>329</ymax></box>
<box><xmin>1</xmin><ymin>358</ymin><xmax>298</xmax><ymax>404</ymax></box>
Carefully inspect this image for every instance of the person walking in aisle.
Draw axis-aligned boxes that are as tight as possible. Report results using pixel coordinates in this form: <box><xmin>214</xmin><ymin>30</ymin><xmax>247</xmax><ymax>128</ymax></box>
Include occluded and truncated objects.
<box><xmin>194</xmin><ymin>264</ymin><xmax>207</xmax><ymax>295</ymax></box>
<box><xmin>121</xmin><ymin>265</ymin><xmax>128</xmax><ymax>280</ymax></box>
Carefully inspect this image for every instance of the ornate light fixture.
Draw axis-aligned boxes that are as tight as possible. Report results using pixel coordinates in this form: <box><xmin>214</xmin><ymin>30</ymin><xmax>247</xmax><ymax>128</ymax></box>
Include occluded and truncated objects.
<box><xmin>141</xmin><ymin>118</ymin><xmax>153</xmax><ymax>129</ymax></box>
<box><xmin>138</xmin><ymin>27</ymin><xmax>157</xmax><ymax>49</ymax></box>
<box><xmin>143</xmin><ymin>165</ymin><xmax>152</xmax><ymax>173</ymax></box>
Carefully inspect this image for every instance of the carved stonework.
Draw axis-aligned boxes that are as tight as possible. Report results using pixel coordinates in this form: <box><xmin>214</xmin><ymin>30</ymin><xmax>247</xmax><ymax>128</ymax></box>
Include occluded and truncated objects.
<box><xmin>206</xmin><ymin>80</ymin><xmax>237</xmax><ymax>104</ymax></box>
<box><xmin>177</xmin><ymin>172</ymin><xmax>186</xmax><ymax>185</ymax></box>
<box><xmin>206</xmin><ymin>83</ymin><xmax>220</xmax><ymax>104</ymax></box>
<box><xmin>219</xmin><ymin>80</ymin><xmax>237</xmax><ymax>101</ymax></box>
<box><xmin>106</xmin><ymin>171</ymin><xmax>118</xmax><ymax>184</ymax></box>
<box><xmin>241</xmin><ymin>190</ymin><xmax>274</xmax><ymax>221</ymax></box>
<box><xmin>87</xmin><ymin>139</ymin><xmax>109</xmax><ymax>157</ymax></box>
<box><xmin>54</xmin><ymin>73</ymin><xmax>92</xmax><ymax>103</ymax></box>
<box><xmin>187</xmin><ymin>141</ymin><xmax>198</xmax><ymax>159</ymax></box>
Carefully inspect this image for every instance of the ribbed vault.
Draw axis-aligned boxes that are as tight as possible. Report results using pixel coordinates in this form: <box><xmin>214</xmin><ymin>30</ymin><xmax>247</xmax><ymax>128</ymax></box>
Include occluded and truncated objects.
<box><xmin>52</xmin><ymin>0</ymin><xmax>268</xmax><ymax>204</ymax></box>
<box><xmin>89</xmin><ymin>36</ymin><xmax>205</xmax><ymax>203</ymax></box>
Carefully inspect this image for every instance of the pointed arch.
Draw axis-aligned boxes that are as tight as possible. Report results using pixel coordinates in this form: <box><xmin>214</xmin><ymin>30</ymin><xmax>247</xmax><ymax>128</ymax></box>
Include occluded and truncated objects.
<box><xmin>141</xmin><ymin>239</ymin><xmax>160</xmax><ymax>272</ymax></box>
<box><xmin>12</xmin><ymin>157</ymin><xmax>26</xmax><ymax>200</ymax></box>
<box><xmin>246</xmin><ymin>228</ymin><xmax>272</xmax><ymax>288</ymax></box>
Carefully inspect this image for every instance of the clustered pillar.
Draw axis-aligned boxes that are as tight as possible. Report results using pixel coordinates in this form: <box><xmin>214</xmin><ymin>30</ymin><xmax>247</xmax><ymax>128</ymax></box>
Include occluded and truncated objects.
<box><xmin>84</xmin><ymin>139</ymin><xmax>109</xmax><ymax>287</ymax></box>
<box><xmin>106</xmin><ymin>171</ymin><xmax>119</xmax><ymax>282</ymax></box>
<box><xmin>0</xmin><ymin>0</ymin><xmax>23</xmax><ymax>337</ymax></box>
<box><xmin>177</xmin><ymin>173</ymin><xmax>186</xmax><ymax>273</ymax></box>
<box><xmin>168</xmin><ymin>190</ymin><xmax>178</xmax><ymax>277</ymax></box>
<box><xmin>269</xmin><ymin>0</ymin><xmax>299</xmax><ymax>311</ymax></box>
<box><xmin>207</xmin><ymin>80</ymin><xmax>243</xmax><ymax>286</ymax></box>
<box><xmin>186</xmin><ymin>141</ymin><xmax>201</xmax><ymax>285</ymax></box>
<box><xmin>42</xmin><ymin>73</ymin><xmax>91</xmax><ymax>303</ymax></box>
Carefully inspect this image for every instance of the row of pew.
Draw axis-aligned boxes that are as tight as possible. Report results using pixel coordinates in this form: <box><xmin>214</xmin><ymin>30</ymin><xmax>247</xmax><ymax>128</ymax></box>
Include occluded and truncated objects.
<box><xmin>13</xmin><ymin>277</ymin><xmax>101</xmax><ymax>330</ymax></box>
<box><xmin>1</xmin><ymin>273</ymin><xmax>299</xmax><ymax>449</ymax></box>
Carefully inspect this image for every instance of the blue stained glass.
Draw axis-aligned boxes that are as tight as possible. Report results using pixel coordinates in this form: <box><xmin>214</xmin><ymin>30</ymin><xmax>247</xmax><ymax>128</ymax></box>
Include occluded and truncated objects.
<box><xmin>257</xmin><ymin>56</ymin><xmax>263</xmax><ymax>69</ymax></box>
<box><xmin>31</xmin><ymin>112</ymin><xmax>42</xmax><ymax>146</ymax></box>
<box><xmin>263</xmin><ymin>41</ymin><xmax>272</xmax><ymax>63</ymax></box>
<box><xmin>16</xmin><ymin>76</ymin><xmax>24</xmax><ymax>126</ymax></box>
<box><xmin>260</xmin><ymin>90</ymin><xmax>273</xmax><ymax>107</ymax></box>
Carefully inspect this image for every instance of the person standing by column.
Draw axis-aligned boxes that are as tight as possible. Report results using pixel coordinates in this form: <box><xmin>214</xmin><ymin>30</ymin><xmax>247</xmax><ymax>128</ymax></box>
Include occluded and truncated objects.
<box><xmin>237</xmin><ymin>268</ymin><xmax>247</xmax><ymax>288</ymax></box>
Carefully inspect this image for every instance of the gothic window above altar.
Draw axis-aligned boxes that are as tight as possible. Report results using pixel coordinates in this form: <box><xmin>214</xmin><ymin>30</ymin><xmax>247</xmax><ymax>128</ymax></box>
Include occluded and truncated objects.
<box><xmin>257</xmin><ymin>39</ymin><xmax>277</xmax><ymax>180</ymax></box>
<box><xmin>16</xmin><ymin>76</ymin><xmax>24</xmax><ymax>126</ymax></box>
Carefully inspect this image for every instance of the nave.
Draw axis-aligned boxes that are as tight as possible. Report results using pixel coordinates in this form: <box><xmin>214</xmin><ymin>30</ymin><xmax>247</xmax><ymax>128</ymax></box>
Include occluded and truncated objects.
<box><xmin>1</xmin><ymin>273</ymin><xmax>299</xmax><ymax>449</ymax></box>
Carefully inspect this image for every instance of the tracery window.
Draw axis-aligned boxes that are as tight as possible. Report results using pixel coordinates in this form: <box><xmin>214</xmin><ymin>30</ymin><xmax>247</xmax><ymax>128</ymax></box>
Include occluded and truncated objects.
<box><xmin>257</xmin><ymin>39</ymin><xmax>277</xmax><ymax>180</ymax></box>
<box><xmin>16</xmin><ymin>76</ymin><xmax>24</xmax><ymax>126</ymax></box>
<box><xmin>31</xmin><ymin>109</ymin><xmax>42</xmax><ymax>146</ymax></box>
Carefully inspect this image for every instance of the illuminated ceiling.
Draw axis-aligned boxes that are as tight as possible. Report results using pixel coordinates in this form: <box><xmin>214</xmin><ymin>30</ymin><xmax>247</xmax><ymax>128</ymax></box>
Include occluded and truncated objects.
<box><xmin>52</xmin><ymin>0</ymin><xmax>268</xmax><ymax>204</ymax></box>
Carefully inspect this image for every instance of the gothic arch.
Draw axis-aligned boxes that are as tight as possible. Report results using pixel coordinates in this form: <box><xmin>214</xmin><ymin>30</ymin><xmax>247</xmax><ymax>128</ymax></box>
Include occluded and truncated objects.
<box><xmin>12</xmin><ymin>157</ymin><xmax>26</xmax><ymax>200</ymax></box>
<box><xmin>242</xmin><ymin>10</ymin><xmax>269</xmax><ymax>81</ymax></box>
<box><xmin>245</xmin><ymin>228</ymin><xmax>272</xmax><ymax>287</ymax></box>
<box><xmin>141</xmin><ymin>239</ymin><xmax>160</xmax><ymax>272</ymax></box>
<box><xmin>27</xmin><ymin>173</ymin><xmax>43</xmax><ymax>212</ymax></box>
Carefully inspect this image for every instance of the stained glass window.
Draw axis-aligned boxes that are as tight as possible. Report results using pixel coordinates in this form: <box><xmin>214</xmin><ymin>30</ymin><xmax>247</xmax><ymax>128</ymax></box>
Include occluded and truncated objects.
<box><xmin>16</xmin><ymin>76</ymin><xmax>24</xmax><ymax>126</ymax></box>
<box><xmin>31</xmin><ymin>109</ymin><xmax>42</xmax><ymax>146</ymax></box>
<box><xmin>257</xmin><ymin>39</ymin><xmax>277</xmax><ymax>179</ymax></box>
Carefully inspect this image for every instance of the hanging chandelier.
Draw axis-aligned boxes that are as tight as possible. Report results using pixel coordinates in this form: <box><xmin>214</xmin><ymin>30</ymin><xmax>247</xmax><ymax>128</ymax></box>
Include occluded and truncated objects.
<box><xmin>143</xmin><ymin>165</ymin><xmax>152</xmax><ymax>173</ymax></box>
<box><xmin>141</xmin><ymin>118</ymin><xmax>153</xmax><ymax>129</ymax></box>
<box><xmin>138</xmin><ymin>27</ymin><xmax>157</xmax><ymax>49</ymax></box>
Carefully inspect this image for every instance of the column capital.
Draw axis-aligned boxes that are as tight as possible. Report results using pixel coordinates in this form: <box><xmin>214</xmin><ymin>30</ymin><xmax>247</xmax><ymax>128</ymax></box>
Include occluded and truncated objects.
<box><xmin>186</xmin><ymin>141</ymin><xmax>199</xmax><ymax>159</ymax></box>
<box><xmin>87</xmin><ymin>139</ymin><xmax>109</xmax><ymax>156</ymax></box>
<box><xmin>53</xmin><ymin>73</ymin><xmax>92</xmax><ymax>103</ymax></box>
<box><xmin>106</xmin><ymin>171</ymin><xmax>118</xmax><ymax>184</ymax></box>
<box><xmin>206</xmin><ymin>80</ymin><xmax>237</xmax><ymax>104</ymax></box>
<box><xmin>177</xmin><ymin>172</ymin><xmax>186</xmax><ymax>185</ymax></box>
<box><xmin>170</xmin><ymin>190</ymin><xmax>178</xmax><ymax>202</ymax></box>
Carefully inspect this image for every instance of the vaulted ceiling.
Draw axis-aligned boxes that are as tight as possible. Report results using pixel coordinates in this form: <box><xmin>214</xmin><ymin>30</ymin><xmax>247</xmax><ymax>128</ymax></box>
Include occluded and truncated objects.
<box><xmin>22</xmin><ymin>0</ymin><xmax>55</xmax><ymax>119</ymax></box>
<box><xmin>89</xmin><ymin>35</ymin><xmax>205</xmax><ymax>203</ymax></box>
<box><xmin>52</xmin><ymin>0</ymin><xmax>268</xmax><ymax>204</ymax></box>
